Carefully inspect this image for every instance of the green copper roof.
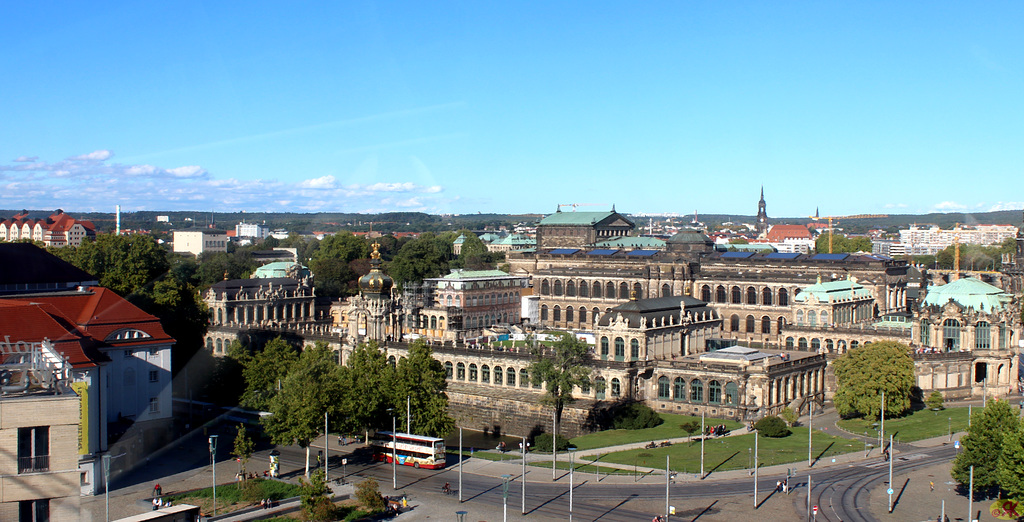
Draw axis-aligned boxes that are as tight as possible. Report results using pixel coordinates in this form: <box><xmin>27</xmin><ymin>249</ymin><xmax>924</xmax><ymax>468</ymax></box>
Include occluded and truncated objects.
<box><xmin>453</xmin><ymin>234</ymin><xmax>465</xmax><ymax>244</ymax></box>
<box><xmin>922</xmin><ymin>277</ymin><xmax>1014</xmax><ymax>312</ymax></box>
<box><xmin>595</xmin><ymin>236</ymin><xmax>665</xmax><ymax>248</ymax></box>
<box><xmin>252</xmin><ymin>261</ymin><xmax>311</xmax><ymax>279</ymax></box>
<box><xmin>794</xmin><ymin>277</ymin><xmax>872</xmax><ymax>303</ymax></box>
<box><xmin>439</xmin><ymin>269</ymin><xmax>513</xmax><ymax>280</ymax></box>
<box><xmin>490</xmin><ymin>234</ymin><xmax>535</xmax><ymax>246</ymax></box>
<box><xmin>667</xmin><ymin>230</ymin><xmax>713</xmax><ymax>244</ymax></box>
<box><xmin>538</xmin><ymin>210</ymin><xmax>618</xmax><ymax>226</ymax></box>
<box><xmin>478</xmin><ymin>233</ymin><xmax>503</xmax><ymax>243</ymax></box>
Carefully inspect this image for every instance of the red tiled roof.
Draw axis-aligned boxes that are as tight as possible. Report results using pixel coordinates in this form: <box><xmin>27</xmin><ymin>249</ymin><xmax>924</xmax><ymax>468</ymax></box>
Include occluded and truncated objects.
<box><xmin>0</xmin><ymin>300</ymin><xmax>106</xmax><ymax>368</ymax></box>
<box><xmin>766</xmin><ymin>224</ymin><xmax>813</xmax><ymax>241</ymax></box>
<box><xmin>25</xmin><ymin>287</ymin><xmax>174</xmax><ymax>348</ymax></box>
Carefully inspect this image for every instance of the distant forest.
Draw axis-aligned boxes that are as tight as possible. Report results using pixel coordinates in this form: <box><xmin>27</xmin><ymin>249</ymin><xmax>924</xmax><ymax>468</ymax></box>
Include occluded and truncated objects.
<box><xmin>1</xmin><ymin>208</ymin><xmax>1021</xmax><ymax>235</ymax></box>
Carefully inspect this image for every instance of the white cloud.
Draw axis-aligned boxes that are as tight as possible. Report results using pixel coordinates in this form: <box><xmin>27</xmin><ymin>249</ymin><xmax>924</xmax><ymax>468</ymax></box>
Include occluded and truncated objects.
<box><xmin>167</xmin><ymin>165</ymin><xmax>207</xmax><ymax>178</ymax></box>
<box><xmin>299</xmin><ymin>175</ymin><xmax>337</xmax><ymax>189</ymax></box>
<box><xmin>14</xmin><ymin>156</ymin><xmax>37</xmax><ymax>162</ymax></box>
<box><xmin>988</xmin><ymin>202</ymin><xmax>1024</xmax><ymax>212</ymax></box>
<box><xmin>934</xmin><ymin>201</ymin><xmax>967</xmax><ymax>211</ymax></box>
<box><xmin>126</xmin><ymin>165</ymin><xmax>159</xmax><ymax>176</ymax></box>
<box><xmin>69</xmin><ymin>150</ymin><xmax>113</xmax><ymax>161</ymax></box>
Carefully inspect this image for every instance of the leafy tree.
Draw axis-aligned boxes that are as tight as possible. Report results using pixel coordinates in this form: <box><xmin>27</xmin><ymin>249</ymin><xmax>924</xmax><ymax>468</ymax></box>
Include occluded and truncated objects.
<box><xmin>779</xmin><ymin>407</ymin><xmax>798</xmax><ymax>427</ymax></box>
<box><xmin>195</xmin><ymin>250</ymin><xmax>256</xmax><ymax>285</ymax></box>
<box><xmin>233</xmin><ymin>337</ymin><xmax>300</xmax><ymax>411</ymax></box>
<box><xmin>392</xmin><ymin>340</ymin><xmax>454</xmax><ymax>437</ymax></box>
<box><xmin>338</xmin><ymin>341</ymin><xmax>394</xmax><ymax>434</ymax></box>
<box><xmin>528</xmin><ymin>333</ymin><xmax>594</xmax><ymax>446</ymax></box>
<box><xmin>833</xmin><ymin>341</ymin><xmax>915</xmax><ymax>419</ymax></box>
<box><xmin>754</xmin><ymin>416</ymin><xmax>791</xmax><ymax>438</ymax></box>
<box><xmin>997</xmin><ymin>420</ymin><xmax>1024</xmax><ymax>500</ymax></box>
<box><xmin>814</xmin><ymin>233</ymin><xmax>872</xmax><ymax>254</ymax></box>
<box><xmin>387</xmin><ymin>232</ymin><xmax>452</xmax><ymax>287</ymax></box>
<box><xmin>308</xmin><ymin>232</ymin><xmax>368</xmax><ymax>297</ymax></box>
<box><xmin>298</xmin><ymin>468</ymin><xmax>334</xmax><ymax>520</ymax></box>
<box><xmin>533</xmin><ymin>433</ymin><xmax>570</xmax><ymax>453</ymax></box>
<box><xmin>610</xmin><ymin>403</ymin><xmax>662</xmax><ymax>430</ymax></box>
<box><xmin>354</xmin><ymin>478</ymin><xmax>386</xmax><ymax>512</ymax></box>
<box><xmin>262</xmin><ymin>343</ymin><xmax>344</xmax><ymax>476</ymax></box>
<box><xmin>952</xmin><ymin>399</ymin><xmax>1020</xmax><ymax>494</ymax></box>
<box><xmin>69</xmin><ymin>234</ymin><xmax>170</xmax><ymax>295</ymax></box>
<box><xmin>679</xmin><ymin>420</ymin><xmax>701</xmax><ymax>444</ymax></box>
<box><xmin>231</xmin><ymin>424</ymin><xmax>255</xmax><ymax>479</ymax></box>
<box><xmin>926</xmin><ymin>391</ymin><xmax>945</xmax><ymax>410</ymax></box>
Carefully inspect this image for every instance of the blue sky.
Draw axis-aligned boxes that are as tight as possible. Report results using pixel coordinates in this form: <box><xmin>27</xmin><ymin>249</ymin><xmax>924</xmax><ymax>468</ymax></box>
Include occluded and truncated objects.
<box><xmin>2</xmin><ymin>2</ymin><xmax>1022</xmax><ymax>218</ymax></box>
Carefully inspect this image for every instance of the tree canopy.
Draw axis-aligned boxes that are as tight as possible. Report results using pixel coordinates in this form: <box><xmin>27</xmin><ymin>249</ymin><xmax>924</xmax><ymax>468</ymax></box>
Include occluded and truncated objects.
<box><xmin>386</xmin><ymin>232</ymin><xmax>452</xmax><ymax>287</ymax></box>
<box><xmin>832</xmin><ymin>341</ymin><xmax>915</xmax><ymax>418</ymax></box>
<box><xmin>814</xmin><ymin>233</ymin><xmax>872</xmax><ymax>254</ymax></box>
<box><xmin>528</xmin><ymin>333</ymin><xmax>594</xmax><ymax>439</ymax></box>
<box><xmin>952</xmin><ymin>399</ymin><xmax>1020</xmax><ymax>494</ymax></box>
<box><xmin>232</xmin><ymin>337</ymin><xmax>300</xmax><ymax>411</ymax></box>
<box><xmin>392</xmin><ymin>341</ymin><xmax>455</xmax><ymax>437</ymax></box>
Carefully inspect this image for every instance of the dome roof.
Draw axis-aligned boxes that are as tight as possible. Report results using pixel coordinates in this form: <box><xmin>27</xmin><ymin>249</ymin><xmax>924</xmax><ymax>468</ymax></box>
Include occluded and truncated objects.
<box><xmin>667</xmin><ymin>230</ymin><xmax>713</xmax><ymax>244</ymax></box>
<box><xmin>358</xmin><ymin>243</ymin><xmax>393</xmax><ymax>295</ymax></box>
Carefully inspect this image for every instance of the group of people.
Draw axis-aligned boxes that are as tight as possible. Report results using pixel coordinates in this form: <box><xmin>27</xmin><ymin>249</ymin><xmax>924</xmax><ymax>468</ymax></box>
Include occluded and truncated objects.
<box><xmin>151</xmin><ymin>497</ymin><xmax>171</xmax><ymax>510</ymax></box>
<box><xmin>706</xmin><ymin>424</ymin><xmax>729</xmax><ymax>437</ymax></box>
<box><xmin>775</xmin><ymin>479</ymin><xmax>790</xmax><ymax>494</ymax></box>
<box><xmin>259</xmin><ymin>498</ymin><xmax>276</xmax><ymax>509</ymax></box>
<box><xmin>236</xmin><ymin>471</ymin><xmax>267</xmax><ymax>481</ymax></box>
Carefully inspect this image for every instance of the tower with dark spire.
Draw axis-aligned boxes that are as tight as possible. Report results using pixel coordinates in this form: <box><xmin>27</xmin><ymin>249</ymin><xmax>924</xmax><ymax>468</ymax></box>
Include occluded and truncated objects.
<box><xmin>756</xmin><ymin>186</ymin><xmax>769</xmax><ymax>235</ymax></box>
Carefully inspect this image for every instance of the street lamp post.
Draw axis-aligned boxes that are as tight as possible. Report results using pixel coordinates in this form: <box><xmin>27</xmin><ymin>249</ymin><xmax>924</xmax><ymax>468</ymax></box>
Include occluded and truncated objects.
<box><xmin>459</xmin><ymin>427</ymin><xmax>463</xmax><ymax>503</ymax></box>
<box><xmin>521</xmin><ymin>435</ymin><xmax>526</xmax><ymax>514</ymax></box>
<box><xmin>103</xmin><ymin>454</ymin><xmax>111</xmax><ymax>522</ymax></box>
<box><xmin>501</xmin><ymin>474</ymin><xmax>512</xmax><ymax>522</ymax></box>
<box><xmin>753</xmin><ymin>430</ymin><xmax>759</xmax><ymax>509</ymax></box>
<box><xmin>209</xmin><ymin>435</ymin><xmax>219</xmax><ymax>517</ymax></box>
<box><xmin>391</xmin><ymin>413</ymin><xmax>397</xmax><ymax>489</ymax></box>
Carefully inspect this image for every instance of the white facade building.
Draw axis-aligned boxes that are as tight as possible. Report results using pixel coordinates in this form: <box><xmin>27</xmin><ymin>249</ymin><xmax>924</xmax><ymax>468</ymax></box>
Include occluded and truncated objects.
<box><xmin>173</xmin><ymin>230</ymin><xmax>228</xmax><ymax>256</ymax></box>
<box><xmin>235</xmin><ymin>221</ymin><xmax>270</xmax><ymax>239</ymax></box>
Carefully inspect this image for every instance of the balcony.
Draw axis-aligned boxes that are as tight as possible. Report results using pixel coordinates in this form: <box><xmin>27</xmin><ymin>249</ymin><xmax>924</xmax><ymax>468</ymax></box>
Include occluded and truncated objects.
<box><xmin>18</xmin><ymin>455</ymin><xmax>49</xmax><ymax>473</ymax></box>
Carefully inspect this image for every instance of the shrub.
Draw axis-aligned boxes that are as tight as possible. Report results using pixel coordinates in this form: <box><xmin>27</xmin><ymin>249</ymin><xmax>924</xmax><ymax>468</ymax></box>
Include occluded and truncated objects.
<box><xmin>532</xmin><ymin>433</ymin><xmax>570</xmax><ymax>453</ymax></box>
<box><xmin>926</xmin><ymin>391</ymin><xmax>945</xmax><ymax>410</ymax></box>
<box><xmin>779</xmin><ymin>407</ymin><xmax>798</xmax><ymax>427</ymax></box>
<box><xmin>299</xmin><ymin>469</ymin><xmax>334</xmax><ymax>521</ymax></box>
<box><xmin>354</xmin><ymin>478</ymin><xmax>385</xmax><ymax>512</ymax></box>
<box><xmin>611</xmin><ymin>403</ymin><xmax>663</xmax><ymax>430</ymax></box>
<box><xmin>754</xmin><ymin>416</ymin><xmax>791</xmax><ymax>438</ymax></box>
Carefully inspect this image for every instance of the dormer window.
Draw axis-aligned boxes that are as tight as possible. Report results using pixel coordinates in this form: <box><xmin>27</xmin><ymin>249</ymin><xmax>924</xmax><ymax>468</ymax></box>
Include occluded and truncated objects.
<box><xmin>107</xmin><ymin>329</ymin><xmax>152</xmax><ymax>342</ymax></box>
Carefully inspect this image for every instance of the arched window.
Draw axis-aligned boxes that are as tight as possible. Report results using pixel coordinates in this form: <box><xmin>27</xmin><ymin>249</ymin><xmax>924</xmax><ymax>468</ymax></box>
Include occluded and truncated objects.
<box><xmin>446</xmin><ymin>295</ymin><xmax>452</xmax><ymax>306</ymax></box>
<box><xmin>519</xmin><ymin>369</ymin><xmax>529</xmax><ymax>388</ymax></box>
<box><xmin>746</xmin><ymin>315</ymin><xmax>755</xmax><ymax>333</ymax></box>
<box><xmin>674</xmin><ymin>378</ymin><xmax>686</xmax><ymax>401</ymax></box>
<box><xmin>820</xmin><ymin>310</ymin><xmax>829</xmax><ymax>325</ymax></box>
<box><xmin>579</xmin><ymin>308</ymin><xmax>587</xmax><ymax>323</ymax></box>
<box><xmin>798</xmin><ymin>338</ymin><xmax>808</xmax><ymax>349</ymax></box>
<box><xmin>579</xmin><ymin>281</ymin><xmax>589</xmax><ymax>297</ymax></box>
<box><xmin>206</xmin><ymin>338</ymin><xmax>214</xmax><ymax>350</ymax></box>
<box><xmin>850</xmin><ymin>340</ymin><xmax>860</xmax><ymax>350</ymax></box>
<box><xmin>662</xmin><ymin>283</ymin><xmax>671</xmax><ymax>297</ymax></box>
<box><xmin>593</xmin><ymin>282</ymin><xmax>602</xmax><ymax>298</ymax></box>
<box><xmin>507</xmin><ymin>367</ymin><xmax>516</xmax><ymax>387</ymax></box>
<box><xmin>553</xmin><ymin>280</ymin><xmax>563</xmax><ymax>296</ymax></box>
<box><xmin>796</xmin><ymin>310</ymin><xmax>804</xmax><ymax>325</ymax></box>
<box><xmin>469</xmin><ymin>363</ymin><xmax>478</xmax><ymax>381</ymax></box>
<box><xmin>779</xmin><ymin>288</ymin><xmax>789</xmax><ymax>306</ymax></box>
<box><xmin>716</xmin><ymin>285</ymin><xmax>726</xmax><ymax>303</ymax></box>
<box><xmin>786</xmin><ymin>337</ymin><xmax>795</xmax><ymax>349</ymax></box>
<box><xmin>600</xmin><ymin>337</ymin><xmax>609</xmax><ymax>358</ymax></box>
<box><xmin>747</xmin><ymin>287</ymin><xmax>757</xmax><ymax>305</ymax></box>
<box><xmin>215</xmin><ymin>339</ymin><xmax>223</xmax><ymax>353</ymax></box>
<box><xmin>976</xmin><ymin>321</ymin><xmax>990</xmax><ymax>350</ymax></box>
<box><xmin>494</xmin><ymin>366</ymin><xmax>503</xmax><ymax>385</ymax></box>
<box><xmin>481</xmin><ymin>365</ymin><xmax>490</xmax><ymax>383</ymax></box>
<box><xmin>566</xmin><ymin>280</ymin><xmax>576</xmax><ymax>296</ymax></box>
<box><xmin>444</xmin><ymin>361</ymin><xmax>453</xmax><ymax>379</ymax></box>
<box><xmin>541</xmin><ymin>305</ymin><xmax>548</xmax><ymax>321</ymax></box>
<box><xmin>943</xmin><ymin>319</ymin><xmax>961</xmax><ymax>351</ymax></box>
<box><xmin>553</xmin><ymin>306</ymin><xmax>561</xmax><ymax>321</ymax></box>
<box><xmin>430</xmin><ymin>316</ymin><xmax>437</xmax><ymax>329</ymax></box>
<box><xmin>614</xmin><ymin>337</ymin><xmax>625</xmax><ymax>359</ymax></box>
<box><xmin>731</xmin><ymin>286</ymin><xmax>742</xmax><ymax>304</ymax></box>
<box><xmin>606</xmin><ymin>282</ymin><xmax>616</xmax><ymax>298</ymax></box>
<box><xmin>762</xmin><ymin>287</ymin><xmax>773</xmax><ymax>306</ymax></box>
<box><xmin>619</xmin><ymin>282</ymin><xmax>629</xmax><ymax>299</ymax></box>
<box><xmin>811</xmin><ymin>338</ymin><xmax>821</xmax><ymax>351</ymax></box>
<box><xmin>708</xmin><ymin>380</ymin><xmax>722</xmax><ymax>403</ymax></box>
<box><xmin>633</xmin><ymin>283</ymin><xmax>643</xmax><ymax>298</ymax></box>
<box><xmin>541</xmin><ymin>280</ymin><xmax>550</xmax><ymax>295</ymax></box>
<box><xmin>690</xmin><ymin>379</ymin><xmax>703</xmax><ymax>402</ymax></box>
<box><xmin>730</xmin><ymin>315</ymin><xmax>740</xmax><ymax>331</ymax></box>
<box><xmin>701</xmin><ymin>285</ymin><xmax>712</xmax><ymax>301</ymax></box>
<box><xmin>777</xmin><ymin>316</ymin><xmax>786</xmax><ymax>332</ymax></box>
<box><xmin>725</xmin><ymin>382</ymin><xmax>739</xmax><ymax>405</ymax></box>
<box><xmin>630</xmin><ymin>338</ymin><xmax>640</xmax><ymax>359</ymax></box>
<box><xmin>825</xmin><ymin>339</ymin><xmax>834</xmax><ymax>352</ymax></box>
<box><xmin>595</xmin><ymin>377</ymin><xmax>606</xmax><ymax>399</ymax></box>
<box><xmin>457</xmin><ymin>362</ymin><xmax>466</xmax><ymax>380</ymax></box>
<box><xmin>217</xmin><ymin>308</ymin><xmax>223</xmax><ymax>324</ymax></box>
<box><xmin>565</xmin><ymin>306</ymin><xmax>574</xmax><ymax>322</ymax></box>
<box><xmin>837</xmin><ymin>340</ymin><xmax>847</xmax><ymax>352</ymax></box>
<box><xmin>761</xmin><ymin>316</ymin><xmax>772</xmax><ymax>334</ymax></box>
<box><xmin>388</xmin><ymin>355</ymin><xmax>397</xmax><ymax>367</ymax></box>
<box><xmin>808</xmin><ymin>311</ymin><xmax>817</xmax><ymax>327</ymax></box>
<box><xmin>658</xmin><ymin>376</ymin><xmax>670</xmax><ymax>399</ymax></box>
<box><xmin>611</xmin><ymin>378</ymin><xmax>622</xmax><ymax>397</ymax></box>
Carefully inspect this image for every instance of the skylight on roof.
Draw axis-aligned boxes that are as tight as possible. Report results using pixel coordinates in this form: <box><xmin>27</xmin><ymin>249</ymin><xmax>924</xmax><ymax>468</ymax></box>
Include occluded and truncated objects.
<box><xmin>627</xmin><ymin>249</ymin><xmax>658</xmax><ymax>257</ymax></box>
<box><xmin>812</xmin><ymin>253</ymin><xmax>849</xmax><ymax>261</ymax></box>
<box><xmin>549</xmin><ymin>248</ymin><xmax>580</xmax><ymax>255</ymax></box>
<box><xmin>721</xmin><ymin>251</ymin><xmax>754</xmax><ymax>258</ymax></box>
<box><xmin>587</xmin><ymin>249</ymin><xmax>618</xmax><ymax>256</ymax></box>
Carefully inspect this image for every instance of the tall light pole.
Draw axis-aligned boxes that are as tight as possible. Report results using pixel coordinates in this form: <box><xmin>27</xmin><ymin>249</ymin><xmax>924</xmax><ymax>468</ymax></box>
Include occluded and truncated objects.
<box><xmin>501</xmin><ymin>474</ymin><xmax>512</xmax><ymax>522</ymax></box>
<box><xmin>569</xmin><ymin>451</ymin><xmax>574</xmax><ymax>521</ymax></box>
<box><xmin>880</xmin><ymin>390</ymin><xmax>885</xmax><ymax>450</ymax></box>
<box><xmin>552</xmin><ymin>409</ymin><xmax>557</xmax><ymax>479</ymax></box>
<box><xmin>887</xmin><ymin>433</ymin><xmax>894</xmax><ymax>513</ymax></box>
<box><xmin>103</xmin><ymin>454</ymin><xmax>111</xmax><ymax>522</ymax></box>
<box><xmin>700</xmin><ymin>411</ymin><xmax>705</xmax><ymax>478</ymax></box>
<box><xmin>391</xmin><ymin>413</ymin><xmax>397</xmax><ymax>489</ymax></box>
<box><xmin>665</xmin><ymin>455</ymin><xmax>670</xmax><ymax>522</ymax></box>
<box><xmin>968</xmin><ymin>466</ymin><xmax>974</xmax><ymax>522</ymax></box>
<box><xmin>209</xmin><ymin>435</ymin><xmax>219</xmax><ymax>517</ymax></box>
<box><xmin>459</xmin><ymin>427</ymin><xmax>463</xmax><ymax>503</ymax></box>
<box><xmin>808</xmin><ymin>405</ymin><xmax>813</xmax><ymax>467</ymax></box>
<box><xmin>407</xmin><ymin>395</ymin><xmax>411</xmax><ymax>433</ymax></box>
<box><xmin>521</xmin><ymin>435</ymin><xmax>527</xmax><ymax>515</ymax></box>
<box><xmin>325</xmin><ymin>411</ymin><xmax>329</xmax><ymax>483</ymax></box>
<box><xmin>753</xmin><ymin>430</ymin><xmax>759</xmax><ymax>508</ymax></box>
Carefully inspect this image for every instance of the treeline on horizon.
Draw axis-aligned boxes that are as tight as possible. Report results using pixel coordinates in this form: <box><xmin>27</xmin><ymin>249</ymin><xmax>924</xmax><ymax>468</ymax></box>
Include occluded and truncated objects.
<box><xmin>2</xmin><ymin>208</ymin><xmax>1021</xmax><ymax>236</ymax></box>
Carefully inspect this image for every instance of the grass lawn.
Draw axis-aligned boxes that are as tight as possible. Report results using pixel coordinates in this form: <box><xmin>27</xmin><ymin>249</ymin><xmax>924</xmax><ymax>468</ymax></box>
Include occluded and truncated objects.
<box><xmin>164</xmin><ymin>479</ymin><xmax>300</xmax><ymax>515</ymax></box>
<box><xmin>569</xmin><ymin>413</ymin><xmax>744</xmax><ymax>451</ymax></box>
<box><xmin>836</xmin><ymin>406</ymin><xmax>970</xmax><ymax>443</ymax></box>
<box><xmin>597</xmin><ymin>427</ymin><xmax>860</xmax><ymax>474</ymax></box>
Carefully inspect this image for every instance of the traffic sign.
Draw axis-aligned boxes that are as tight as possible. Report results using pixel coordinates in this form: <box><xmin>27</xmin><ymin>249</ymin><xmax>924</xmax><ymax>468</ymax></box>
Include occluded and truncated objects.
<box><xmin>887</xmin><ymin>488</ymin><xmax>894</xmax><ymax>495</ymax></box>
<box><xmin>955</xmin><ymin>440</ymin><xmax>961</xmax><ymax>449</ymax></box>
<box><xmin>813</xmin><ymin>505</ymin><xmax>818</xmax><ymax>514</ymax></box>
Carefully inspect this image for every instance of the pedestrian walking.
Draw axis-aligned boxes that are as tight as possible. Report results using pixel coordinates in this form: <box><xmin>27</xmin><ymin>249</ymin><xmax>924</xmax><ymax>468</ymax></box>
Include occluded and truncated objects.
<box><xmin>153</xmin><ymin>483</ymin><xmax>162</xmax><ymax>497</ymax></box>
<box><xmin>930</xmin><ymin>481</ymin><xmax>934</xmax><ymax>491</ymax></box>
<box><xmin>776</xmin><ymin>480</ymin><xmax>781</xmax><ymax>492</ymax></box>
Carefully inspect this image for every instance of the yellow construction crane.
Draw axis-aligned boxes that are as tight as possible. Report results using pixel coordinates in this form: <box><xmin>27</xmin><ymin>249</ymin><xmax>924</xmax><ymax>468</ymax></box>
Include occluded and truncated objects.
<box><xmin>809</xmin><ymin>214</ymin><xmax>888</xmax><ymax>253</ymax></box>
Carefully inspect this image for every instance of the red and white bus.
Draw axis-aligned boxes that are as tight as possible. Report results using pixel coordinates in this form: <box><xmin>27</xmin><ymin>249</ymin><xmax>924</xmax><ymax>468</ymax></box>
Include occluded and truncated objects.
<box><xmin>370</xmin><ymin>431</ymin><xmax>447</xmax><ymax>469</ymax></box>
